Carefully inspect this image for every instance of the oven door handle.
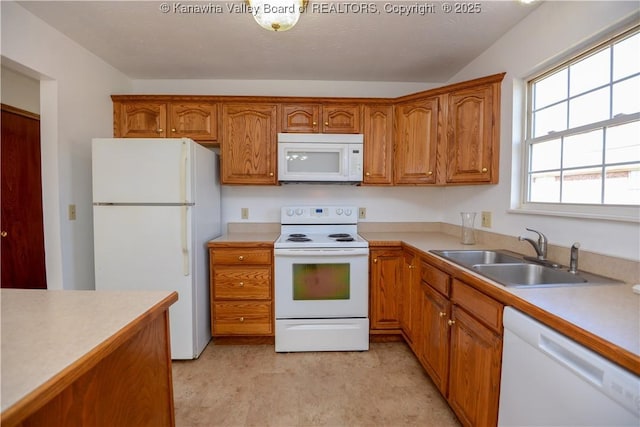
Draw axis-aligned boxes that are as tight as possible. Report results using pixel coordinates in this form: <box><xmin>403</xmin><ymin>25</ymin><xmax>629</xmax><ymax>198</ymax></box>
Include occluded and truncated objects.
<box><xmin>274</xmin><ymin>248</ymin><xmax>370</xmax><ymax>257</ymax></box>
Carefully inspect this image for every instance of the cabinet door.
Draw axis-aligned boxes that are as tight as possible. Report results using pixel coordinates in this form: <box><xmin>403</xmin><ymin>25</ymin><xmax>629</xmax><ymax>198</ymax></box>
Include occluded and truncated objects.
<box><xmin>394</xmin><ymin>97</ymin><xmax>439</xmax><ymax>184</ymax></box>
<box><xmin>446</xmin><ymin>84</ymin><xmax>497</xmax><ymax>183</ymax></box>
<box><xmin>363</xmin><ymin>105</ymin><xmax>393</xmax><ymax>185</ymax></box>
<box><xmin>419</xmin><ymin>281</ymin><xmax>450</xmax><ymax>394</ymax></box>
<box><xmin>168</xmin><ymin>102</ymin><xmax>217</xmax><ymax>141</ymax></box>
<box><xmin>322</xmin><ymin>104</ymin><xmax>361</xmax><ymax>133</ymax></box>
<box><xmin>448</xmin><ymin>305</ymin><xmax>502</xmax><ymax>427</ymax></box>
<box><xmin>221</xmin><ymin>104</ymin><xmax>277</xmax><ymax>185</ymax></box>
<box><xmin>118</xmin><ymin>102</ymin><xmax>167</xmax><ymax>137</ymax></box>
<box><xmin>370</xmin><ymin>249</ymin><xmax>403</xmax><ymax>329</ymax></box>
<box><xmin>280</xmin><ymin>104</ymin><xmax>320</xmax><ymax>133</ymax></box>
<box><xmin>400</xmin><ymin>251</ymin><xmax>420</xmax><ymax>346</ymax></box>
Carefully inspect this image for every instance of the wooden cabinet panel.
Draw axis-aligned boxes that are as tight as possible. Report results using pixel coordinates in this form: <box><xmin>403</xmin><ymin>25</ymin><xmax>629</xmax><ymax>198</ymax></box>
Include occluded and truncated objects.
<box><xmin>118</xmin><ymin>102</ymin><xmax>167</xmax><ymax>138</ymax></box>
<box><xmin>421</xmin><ymin>261</ymin><xmax>450</xmax><ymax>296</ymax></box>
<box><xmin>210</xmin><ymin>246</ymin><xmax>274</xmax><ymax>337</ymax></box>
<box><xmin>363</xmin><ymin>105</ymin><xmax>393</xmax><ymax>185</ymax></box>
<box><xmin>394</xmin><ymin>97</ymin><xmax>439</xmax><ymax>184</ymax></box>
<box><xmin>400</xmin><ymin>251</ymin><xmax>421</xmax><ymax>346</ymax></box>
<box><xmin>168</xmin><ymin>102</ymin><xmax>217</xmax><ymax>140</ymax></box>
<box><xmin>370</xmin><ymin>248</ymin><xmax>403</xmax><ymax>329</ymax></box>
<box><xmin>419</xmin><ymin>280</ymin><xmax>451</xmax><ymax>394</ymax></box>
<box><xmin>213</xmin><ymin>301</ymin><xmax>273</xmax><ymax>335</ymax></box>
<box><xmin>280</xmin><ymin>104</ymin><xmax>320</xmax><ymax>133</ymax></box>
<box><xmin>451</xmin><ymin>278</ymin><xmax>503</xmax><ymax>333</ymax></box>
<box><xmin>221</xmin><ymin>104</ymin><xmax>277</xmax><ymax>185</ymax></box>
<box><xmin>212</xmin><ymin>248</ymin><xmax>272</xmax><ymax>265</ymax></box>
<box><xmin>213</xmin><ymin>266</ymin><xmax>271</xmax><ymax>299</ymax></box>
<box><xmin>446</xmin><ymin>84</ymin><xmax>497</xmax><ymax>183</ymax></box>
<box><xmin>448</xmin><ymin>305</ymin><xmax>502</xmax><ymax>427</ymax></box>
<box><xmin>322</xmin><ymin>104</ymin><xmax>361</xmax><ymax>133</ymax></box>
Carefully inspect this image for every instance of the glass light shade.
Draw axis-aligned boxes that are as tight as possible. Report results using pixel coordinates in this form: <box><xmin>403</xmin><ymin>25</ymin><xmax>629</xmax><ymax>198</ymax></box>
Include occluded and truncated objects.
<box><xmin>249</xmin><ymin>0</ymin><xmax>303</xmax><ymax>32</ymax></box>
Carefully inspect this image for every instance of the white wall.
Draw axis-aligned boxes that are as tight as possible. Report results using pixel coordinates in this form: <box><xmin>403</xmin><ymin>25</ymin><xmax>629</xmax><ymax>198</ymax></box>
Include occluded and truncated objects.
<box><xmin>442</xmin><ymin>1</ymin><xmax>640</xmax><ymax>260</ymax></box>
<box><xmin>1</xmin><ymin>2</ymin><xmax>132</xmax><ymax>290</ymax></box>
<box><xmin>1</xmin><ymin>65</ymin><xmax>40</xmax><ymax>114</ymax></box>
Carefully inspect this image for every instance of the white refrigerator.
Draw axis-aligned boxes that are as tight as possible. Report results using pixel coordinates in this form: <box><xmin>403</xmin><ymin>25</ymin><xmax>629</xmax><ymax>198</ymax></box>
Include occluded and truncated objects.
<box><xmin>92</xmin><ymin>138</ymin><xmax>220</xmax><ymax>359</ymax></box>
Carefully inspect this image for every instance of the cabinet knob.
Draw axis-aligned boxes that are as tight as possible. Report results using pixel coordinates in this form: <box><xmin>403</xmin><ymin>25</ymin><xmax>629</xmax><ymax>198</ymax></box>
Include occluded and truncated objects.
<box><xmin>324</xmin><ymin>122</ymin><xmax>329</xmax><ymax>126</ymax></box>
<box><xmin>365</xmin><ymin>172</ymin><xmax>370</xmax><ymax>176</ymax></box>
<box><xmin>482</xmin><ymin>167</ymin><xmax>488</xmax><ymax>172</ymax></box>
<box><xmin>428</xmin><ymin>171</ymin><xmax>433</xmax><ymax>176</ymax></box>
<box><xmin>239</xmin><ymin>317</ymin><xmax>245</xmax><ymax>322</ymax></box>
<box><xmin>0</xmin><ymin>231</ymin><xmax>7</xmax><ymax>237</ymax></box>
<box><xmin>439</xmin><ymin>312</ymin><xmax>447</xmax><ymax>317</ymax></box>
<box><xmin>171</xmin><ymin>128</ymin><xmax>176</xmax><ymax>132</ymax></box>
<box><xmin>312</xmin><ymin>121</ymin><xmax>317</xmax><ymax>126</ymax></box>
<box><xmin>373</xmin><ymin>258</ymin><xmax>378</xmax><ymax>263</ymax></box>
<box><xmin>269</xmin><ymin>172</ymin><xmax>274</xmax><ymax>177</ymax></box>
<box><xmin>447</xmin><ymin>319</ymin><xmax>455</xmax><ymax>326</ymax></box>
<box><xmin>238</xmin><ymin>255</ymin><xmax>244</xmax><ymax>261</ymax></box>
<box><xmin>157</xmin><ymin>129</ymin><xmax>163</xmax><ymax>133</ymax></box>
<box><xmin>239</xmin><ymin>281</ymin><xmax>244</xmax><ymax>287</ymax></box>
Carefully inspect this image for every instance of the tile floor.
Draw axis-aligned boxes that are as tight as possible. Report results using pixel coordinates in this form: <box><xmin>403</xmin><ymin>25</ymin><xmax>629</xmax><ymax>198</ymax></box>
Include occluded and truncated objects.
<box><xmin>172</xmin><ymin>341</ymin><xmax>461</xmax><ymax>427</ymax></box>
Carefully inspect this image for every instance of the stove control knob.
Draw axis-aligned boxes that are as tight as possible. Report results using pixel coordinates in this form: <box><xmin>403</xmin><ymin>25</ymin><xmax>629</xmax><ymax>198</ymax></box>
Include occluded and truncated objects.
<box><xmin>336</xmin><ymin>208</ymin><xmax>343</xmax><ymax>215</ymax></box>
<box><xmin>286</xmin><ymin>208</ymin><xmax>295</xmax><ymax>216</ymax></box>
<box><xmin>345</xmin><ymin>209</ymin><xmax>353</xmax><ymax>216</ymax></box>
<box><xmin>295</xmin><ymin>208</ymin><xmax>304</xmax><ymax>216</ymax></box>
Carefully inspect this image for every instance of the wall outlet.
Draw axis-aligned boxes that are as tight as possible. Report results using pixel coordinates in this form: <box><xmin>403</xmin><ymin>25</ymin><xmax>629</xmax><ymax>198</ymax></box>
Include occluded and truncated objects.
<box><xmin>68</xmin><ymin>204</ymin><xmax>77</xmax><ymax>221</ymax></box>
<box><xmin>481</xmin><ymin>211</ymin><xmax>492</xmax><ymax>228</ymax></box>
<box><xmin>358</xmin><ymin>207</ymin><xmax>366</xmax><ymax>219</ymax></box>
<box><xmin>241</xmin><ymin>207</ymin><xmax>249</xmax><ymax>220</ymax></box>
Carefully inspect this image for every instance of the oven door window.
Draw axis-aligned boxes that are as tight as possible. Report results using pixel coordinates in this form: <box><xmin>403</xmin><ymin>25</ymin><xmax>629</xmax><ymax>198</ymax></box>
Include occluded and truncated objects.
<box><xmin>292</xmin><ymin>263</ymin><xmax>350</xmax><ymax>300</ymax></box>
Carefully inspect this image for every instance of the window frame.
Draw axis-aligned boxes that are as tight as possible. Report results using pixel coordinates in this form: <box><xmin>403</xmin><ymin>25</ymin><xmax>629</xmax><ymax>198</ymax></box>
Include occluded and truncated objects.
<box><xmin>519</xmin><ymin>25</ymin><xmax>640</xmax><ymax>223</ymax></box>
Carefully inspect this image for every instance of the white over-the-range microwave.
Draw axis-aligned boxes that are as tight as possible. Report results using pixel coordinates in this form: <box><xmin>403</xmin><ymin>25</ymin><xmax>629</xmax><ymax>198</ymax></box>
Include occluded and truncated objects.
<box><xmin>277</xmin><ymin>133</ymin><xmax>364</xmax><ymax>184</ymax></box>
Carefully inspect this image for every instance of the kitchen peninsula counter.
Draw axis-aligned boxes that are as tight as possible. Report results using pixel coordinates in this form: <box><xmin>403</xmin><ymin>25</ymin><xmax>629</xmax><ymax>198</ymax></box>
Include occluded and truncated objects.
<box><xmin>363</xmin><ymin>231</ymin><xmax>640</xmax><ymax>375</ymax></box>
<box><xmin>0</xmin><ymin>289</ymin><xmax>178</xmax><ymax>427</ymax></box>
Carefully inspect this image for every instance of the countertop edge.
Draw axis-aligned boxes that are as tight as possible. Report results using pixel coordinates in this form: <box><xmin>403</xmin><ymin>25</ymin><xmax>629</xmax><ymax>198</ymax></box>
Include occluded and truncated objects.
<box><xmin>0</xmin><ymin>291</ymin><xmax>178</xmax><ymax>426</ymax></box>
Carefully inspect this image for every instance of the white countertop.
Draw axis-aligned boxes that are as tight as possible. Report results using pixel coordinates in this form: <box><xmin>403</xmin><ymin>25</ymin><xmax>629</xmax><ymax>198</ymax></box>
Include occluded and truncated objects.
<box><xmin>0</xmin><ymin>289</ymin><xmax>176</xmax><ymax>414</ymax></box>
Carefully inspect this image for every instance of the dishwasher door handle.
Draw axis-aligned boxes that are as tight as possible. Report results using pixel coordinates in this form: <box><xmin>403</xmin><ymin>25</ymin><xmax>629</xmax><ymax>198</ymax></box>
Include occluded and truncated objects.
<box><xmin>539</xmin><ymin>334</ymin><xmax>605</xmax><ymax>387</ymax></box>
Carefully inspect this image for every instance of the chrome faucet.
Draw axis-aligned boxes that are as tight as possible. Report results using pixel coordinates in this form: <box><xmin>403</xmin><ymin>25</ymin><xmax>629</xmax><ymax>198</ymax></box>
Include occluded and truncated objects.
<box><xmin>569</xmin><ymin>242</ymin><xmax>580</xmax><ymax>274</ymax></box>
<box><xmin>518</xmin><ymin>228</ymin><xmax>548</xmax><ymax>260</ymax></box>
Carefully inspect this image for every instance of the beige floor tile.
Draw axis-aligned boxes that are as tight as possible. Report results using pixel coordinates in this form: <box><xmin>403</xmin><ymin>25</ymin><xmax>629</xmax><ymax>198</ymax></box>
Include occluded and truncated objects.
<box><xmin>172</xmin><ymin>341</ymin><xmax>460</xmax><ymax>427</ymax></box>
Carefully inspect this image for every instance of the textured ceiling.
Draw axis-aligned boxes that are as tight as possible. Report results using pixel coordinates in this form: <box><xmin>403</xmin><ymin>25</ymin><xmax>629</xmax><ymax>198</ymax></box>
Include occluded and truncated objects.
<box><xmin>17</xmin><ymin>1</ymin><xmax>539</xmax><ymax>82</ymax></box>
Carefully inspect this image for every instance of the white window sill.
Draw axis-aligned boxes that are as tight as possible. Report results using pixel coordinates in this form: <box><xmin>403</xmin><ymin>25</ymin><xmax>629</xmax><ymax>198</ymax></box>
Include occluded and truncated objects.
<box><xmin>509</xmin><ymin>204</ymin><xmax>640</xmax><ymax>224</ymax></box>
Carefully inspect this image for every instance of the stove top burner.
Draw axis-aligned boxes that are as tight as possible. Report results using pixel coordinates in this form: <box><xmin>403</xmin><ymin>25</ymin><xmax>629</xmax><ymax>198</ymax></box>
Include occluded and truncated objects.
<box><xmin>335</xmin><ymin>237</ymin><xmax>355</xmax><ymax>242</ymax></box>
<box><xmin>287</xmin><ymin>237</ymin><xmax>312</xmax><ymax>242</ymax></box>
<box><xmin>289</xmin><ymin>233</ymin><xmax>308</xmax><ymax>238</ymax></box>
<box><xmin>328</xmin><ymin>233</ymin><xmax>351</xmax><ymax>238</ymax></box>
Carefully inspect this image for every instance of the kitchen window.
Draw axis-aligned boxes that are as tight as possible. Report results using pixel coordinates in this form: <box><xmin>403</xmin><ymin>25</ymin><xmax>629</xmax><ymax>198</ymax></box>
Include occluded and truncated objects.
<box><xmin>523</xmin><ymin>26</ymin><xmax>640</xmax><ymax>218</ymax></box>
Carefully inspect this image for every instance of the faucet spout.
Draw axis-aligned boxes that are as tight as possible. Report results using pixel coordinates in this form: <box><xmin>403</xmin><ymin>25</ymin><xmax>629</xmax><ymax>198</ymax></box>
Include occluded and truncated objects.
<box><xmin>569</xmin><ymin>242</ymin><xmax>580</xmax><ymax>274</ymax></box>
<box><xmin>518</xmin><ymin>228</ymin><xmax>548</xmax><ymax>260</ymax></box>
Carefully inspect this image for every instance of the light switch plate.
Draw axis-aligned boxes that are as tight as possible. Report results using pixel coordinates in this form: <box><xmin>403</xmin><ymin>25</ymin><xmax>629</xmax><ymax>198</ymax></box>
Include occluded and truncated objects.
<box><xmin>481</xmin><ymin>211</ymin><xmax>492</xmax><ymax>228</ymax></box>
<box><xmin>358</xmin><ymin>207</ymin><xmax>366</xmax><ymax>219</ymax></box>
<box><xmin>68</xmin><ymin>204</ymin><xmax>77</xmax><ymax>221</ymax></box>
<box><xmin>241</xmin><ymin>207</ymin><xmax>249</xmax><ymax>220</ymax></box>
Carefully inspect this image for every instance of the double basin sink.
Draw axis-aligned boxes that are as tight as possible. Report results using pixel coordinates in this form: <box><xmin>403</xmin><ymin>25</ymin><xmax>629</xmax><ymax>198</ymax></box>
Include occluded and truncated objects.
<box><xmin>430</xmin><ymin>249</ymin><xmax>622</xmax><ymax>288</ymax></box>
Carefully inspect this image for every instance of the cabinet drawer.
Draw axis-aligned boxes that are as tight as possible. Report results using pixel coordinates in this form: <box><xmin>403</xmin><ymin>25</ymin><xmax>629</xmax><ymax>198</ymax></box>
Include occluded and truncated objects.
<box><xmin>214</xmin><ymin>266</ymin><xmax>271</xmax><ymax>299</ymax></box>
<box><xmin>213</xmin><ymin>248</ymin><xmax>271</xmax><ymax>265</ymax></box>
<box><xmin>213</xmin><ymin>302</ymin><xmax>272</xmax><ymax>335</ymax></box>
<box><xmin>451</xmin><ymin>279</ymin><xmax>503</xmax><ymax>333</ymax></box>
<box><xmin>421</xmin><ymin>262</ymin><xmax>450</xmax><ymax>296</ymax></box>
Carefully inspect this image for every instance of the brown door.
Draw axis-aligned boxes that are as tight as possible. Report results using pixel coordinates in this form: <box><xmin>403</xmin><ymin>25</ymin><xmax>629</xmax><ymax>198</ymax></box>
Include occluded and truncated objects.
<box><xmin>1</xmin><ymin>104</ymin><xmax>46</xmax><ymax>289</ymax></box>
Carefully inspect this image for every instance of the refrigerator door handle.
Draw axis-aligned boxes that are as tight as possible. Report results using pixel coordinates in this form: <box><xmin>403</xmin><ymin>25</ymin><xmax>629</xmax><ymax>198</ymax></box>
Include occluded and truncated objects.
<box><xmin>181</xmin><ymin>205</ymin><xmax>190</xmax><ymax>276</ymax></box>
<box><xmin>180</xmin><ymin>139</ymin><xmax>188</xmax><ymax>204</ymax></box>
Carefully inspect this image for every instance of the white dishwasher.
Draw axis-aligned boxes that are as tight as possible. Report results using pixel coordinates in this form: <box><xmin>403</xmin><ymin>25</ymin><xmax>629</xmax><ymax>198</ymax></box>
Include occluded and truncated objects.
<box><xmin>498</xmin><ymin>307</ymin><xmax>640</xmax><ymax>426</ymax></box>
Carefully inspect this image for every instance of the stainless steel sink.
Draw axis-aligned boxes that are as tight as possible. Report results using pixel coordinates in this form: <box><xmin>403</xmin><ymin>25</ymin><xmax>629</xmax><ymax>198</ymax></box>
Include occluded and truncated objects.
<box><xmin>430</xmin><ymin>249</ymin><xmax>623</xmax><ymax>288</ymax></box>
<box><xmin>430</xmin><ymin>249</ymin><xmax>525</xmax><ymax>269</ymax></box>
<box><xmin>472</xmin><ymin>263</ymin><xmax>588</xmax><ymax>288</ymax></box>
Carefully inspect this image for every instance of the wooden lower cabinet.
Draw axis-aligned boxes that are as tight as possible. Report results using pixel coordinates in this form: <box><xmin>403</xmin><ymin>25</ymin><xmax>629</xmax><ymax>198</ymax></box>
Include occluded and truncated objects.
<box><xmin>400</xmin><ymin>251</ymin><xmax>421</xmax><ymax>348</ymax></box>
<box><xmin>369</xmin><ymin>248</ymin><xmax>403</xmax><ymax>330</ymax></box>
<box><xmin>209</xmin><ymin>245</ymin><xmax>273</xmax><ymax>336</ymax></box>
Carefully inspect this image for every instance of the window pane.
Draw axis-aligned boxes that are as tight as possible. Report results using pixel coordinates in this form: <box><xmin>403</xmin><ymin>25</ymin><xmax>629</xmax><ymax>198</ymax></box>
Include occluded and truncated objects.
<box><xmin>613</xmin><ymin>32</ymin><xmax>640</xmax><ymax>80</ymax></box>
<box><xmin>569</xmin><ymin>87</ymin><xmax>610</xmax><ymax>128</ymax></box>
<box><xmin>604</xmin><ymin>164</ymin><xmax>640</xmax><ymax>205</ymax></box>
<box><xmin>534</xmin><ymin>69</ymin><xmax>567</xmax><ymax>110</ymax></box>
<box><xmin>529</xmin><ymin>171</ymin><xmax>560</xmax><ymax>202</ymax></box>
<box><xmin>562</xmin><ymin>168</ymin><xmax>602</xmax><ymax>204</ymax></box>
<box><xmin>570</xmin><ymin>48</ymin><xmax>610</xmax><ymax>96</ymax></box>
<box><xmin>531</xmin><ymin>139</ymin><xmax>561</xmax><ymax>171</ymax></box>
<box><xmin>612</xmin><ymin>75</ymin><xmax>640</xmax><ymax>116</ymax></box>
<box><xmin>606</xmin><ymin>121</ymin><xmax>640</xmax><ymax>164</ymax></box>
<box><xmin>563</xmin><ymin>130</ymin><xmax>603</xmax><ymax>168</ymax></box>
<box><xmin>534</xmin><ymin>102</ymin><xmax>567</xmax><ymax>137</ymax></box>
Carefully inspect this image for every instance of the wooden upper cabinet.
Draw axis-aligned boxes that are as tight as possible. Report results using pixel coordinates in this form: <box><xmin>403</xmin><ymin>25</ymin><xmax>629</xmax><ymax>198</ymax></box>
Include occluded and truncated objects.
<box><xmin>363</xmin><ymin>105</ymin><xmax>394</xmax><ymax>185</ymax></box>
<box><xmin>117</xmin><ymin>102</ymin><xmax>167</xmax><ymax>138</ymax></box>
<box><xmin>221</xmin><ymin>103</ymin><xmax>277</xmax><ymax>185</ymax></box>
<box><xmin>280</xmin><ymin>104</ymin><xmax>320</xmax><ymax>133</ymax></box>
<box><xmin>168</xmin><ymin>103</ymin><xmax>217</xmax><ymax>140</ymax></box>
<box><xmin>446</xmin><ymin>83</ymin><xmax>499</xmax><ymax>184</ymax></box>
<box><xmin>394</xmin><ymin>97</ymin><xmax>439</xmax><ymax>184</ymax></box>
<box><xmin>322</xmin><ymin>104</ymin><xmax>361</xmax><ymax>133</ymax></box>
<box><xmin>279</xmin><ymin>103</ymin><xmax>361</xmax><ymax>133</ymax></box>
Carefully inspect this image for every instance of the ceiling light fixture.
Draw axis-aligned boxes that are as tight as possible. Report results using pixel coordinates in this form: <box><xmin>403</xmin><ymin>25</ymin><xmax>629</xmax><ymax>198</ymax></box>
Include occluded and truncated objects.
<box><xmin>247</xmin><ymin>0</ymin><xmax>308</xmax><ymax>32</ymax></box>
